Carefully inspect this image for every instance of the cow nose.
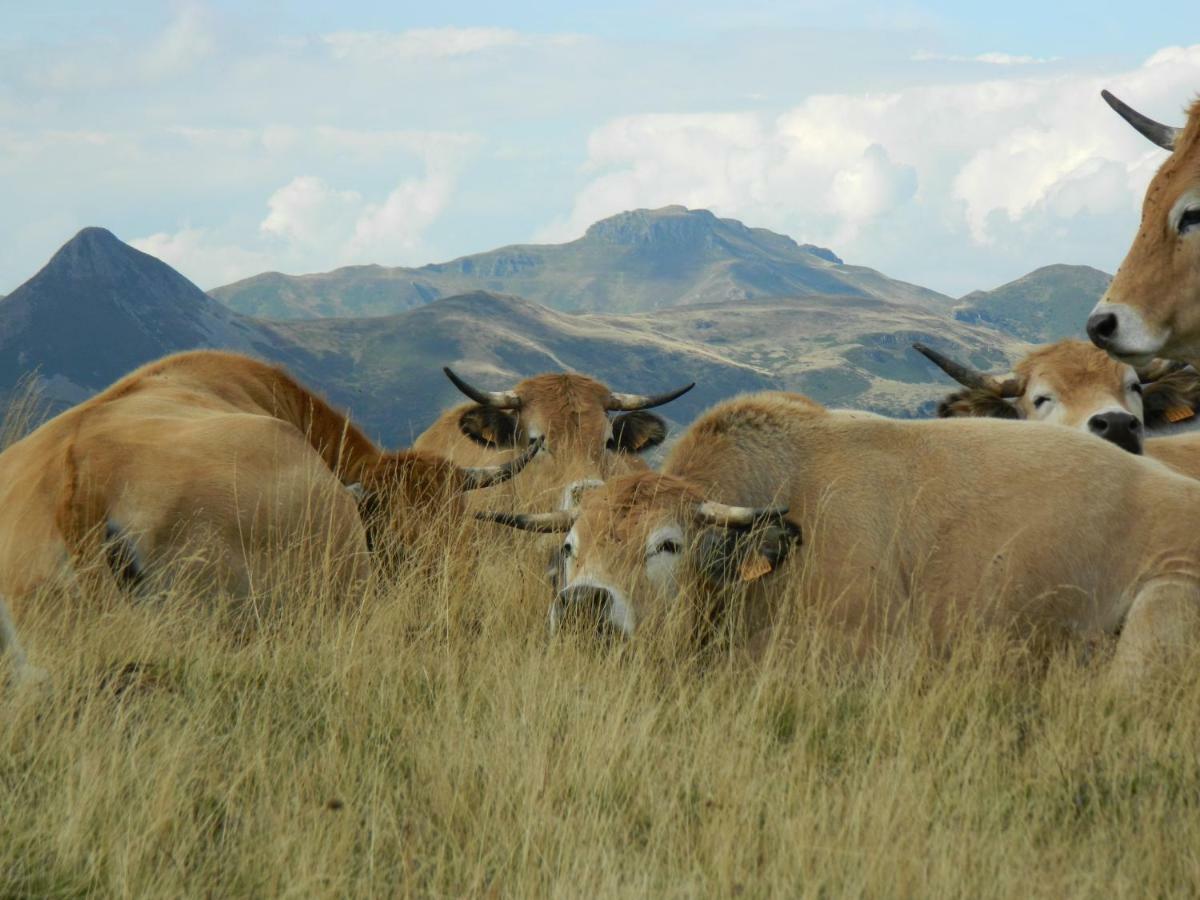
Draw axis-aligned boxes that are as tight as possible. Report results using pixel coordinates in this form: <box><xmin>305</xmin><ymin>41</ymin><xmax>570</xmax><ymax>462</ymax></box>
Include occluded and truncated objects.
<box><xmin>1087</xmin><ymin>312</ymin><xmax>1119</xmax><ymax>350</ymax></box>
<box><xmin>1088</xmin><ymin>411</ymin><xmax>1143</xmax><ymax>454</ymax></box>
<box><xmin>554</xmin><ymin>585</ymin><xmax>616</xmax><ymax>633</ymax></box>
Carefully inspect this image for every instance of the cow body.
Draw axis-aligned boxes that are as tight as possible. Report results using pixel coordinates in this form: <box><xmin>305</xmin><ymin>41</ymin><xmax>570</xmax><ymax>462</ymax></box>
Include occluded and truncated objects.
<box><xmin>0</xmin><ymin>350</ymin><xmax>534</xmax><ymax>672</ymax></box>
<box><xmin>488</xmin><ymin>392</ymin><xmax>1200</xmax><ymax>682</ymax></box>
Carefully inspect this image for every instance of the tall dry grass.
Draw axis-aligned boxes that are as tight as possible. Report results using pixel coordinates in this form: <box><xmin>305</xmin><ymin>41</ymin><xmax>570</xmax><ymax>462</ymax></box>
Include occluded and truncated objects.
<box><xmin>3</xmin><ymin>394</ymin><xmax>1200</xmax><ymax>898</ymax></box>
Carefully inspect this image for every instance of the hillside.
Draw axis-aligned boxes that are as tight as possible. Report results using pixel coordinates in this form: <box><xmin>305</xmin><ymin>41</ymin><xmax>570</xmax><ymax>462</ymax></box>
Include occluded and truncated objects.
<box><xmin>953</xmin><ymin>264</ymin><xmax>1112</xmax><ymax>343</ymax></box>
<box><xmin>210</xmin><ymin>206</ymin><xmax>952</xmax><ymax>319</ymax></box>
<box><xmin>0</xmin><ymin>228</ymin><xmax>310</xmax><ymax>410</ymax></box>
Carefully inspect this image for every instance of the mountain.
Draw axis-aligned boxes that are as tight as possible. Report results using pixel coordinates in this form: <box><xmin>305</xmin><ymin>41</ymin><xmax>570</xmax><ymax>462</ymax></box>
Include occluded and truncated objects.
<box><xmin>952</xmin><ymin>264</ymin><xmax>1112</xmax><ymax>343</ymax></box>
<box><xmin>269</xmin><ymin>290</ymin><xmax>1024</xmax><ymax>443</ymax></box>
<box><xmin>0</xmin><ymin>227</ymin><xmax>309</xmax><ymax>410</ymax></box>
<box><xmin>588</xmin><ymin>294</ymin><xmax>1024</xmax><ymax>416</ymax></box>
<box><xmin>210</xmin><ymin>206</ymin><xmax>953</xmax><ymax>319</ymax></box>
<box><xmin>0</xmin><ymin>227</ymin><xmax>1037</xmax><ymax>448</ymax></box>
<box><xmin>270</xmin><ymin>292</ymin><xmax>779</xmax><ymax>444</ymax></box>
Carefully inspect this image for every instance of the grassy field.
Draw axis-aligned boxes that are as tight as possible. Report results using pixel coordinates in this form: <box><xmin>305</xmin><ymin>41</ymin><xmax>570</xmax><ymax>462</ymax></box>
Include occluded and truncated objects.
<box><xmin>3</xmin><ymin>401</ymin><xmax>1200</xmax><ymax>898</ymax></box>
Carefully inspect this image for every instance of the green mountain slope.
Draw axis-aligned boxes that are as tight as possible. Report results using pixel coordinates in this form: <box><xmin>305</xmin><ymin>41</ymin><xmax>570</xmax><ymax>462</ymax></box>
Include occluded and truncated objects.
<box><xmin>210</xmin><ymin>206</ymin><xmax>953</xmax><ymax>319</ymax></box>
<box><xmin>953</xmin><ymin>264</ymin><xmax>1112</xmax><ymax>343</ymax></box>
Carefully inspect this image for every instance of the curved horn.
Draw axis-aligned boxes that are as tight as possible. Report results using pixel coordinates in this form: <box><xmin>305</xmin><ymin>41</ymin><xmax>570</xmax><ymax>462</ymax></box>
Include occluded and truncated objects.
<box><xmin>606</xmin><ymin>381</ymin><xmax>695</xmax><ymax>412</ymax></box>
<box><xmin>476</xmin><ymin>509</ymin><xmax>576</xmax><ymax>534</ymax></box>
<box><xmin>1101</xmin><ymin>89</ymin><xmax>1180</xmax><ymax>152</ymax></box>
<box><xmin>443</xmin><ymin>367</ymin><xmax>521</xmax><ymax>409</ymax></box>
<box><xmin>460</xmin><ymin>437</ymin><xmax>544</xmax><ymax>491</ymax></box>
<box><xmin>1135</xmin><ymin>358</ymin><xmax>1187</xmax><ymax>383</ymax></box>
<box><xmin>696</xmin><ymin>501</ymin><xmax>790</xmax><ymax>529</ymax></box>
<box><xmin>912</xmin><ymin>343</ymin><xmax>1023</xmax><ymax>397</ymax></box>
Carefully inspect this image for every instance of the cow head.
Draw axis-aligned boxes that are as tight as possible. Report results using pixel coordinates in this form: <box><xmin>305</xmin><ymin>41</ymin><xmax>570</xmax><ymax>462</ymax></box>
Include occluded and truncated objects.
<box><xmin>479</xmin><ymin>472</ymin><xmax>800</xmax><ymax>638</ymax></box>
<box><xmin>354</xmin><ymin>439</ymin><xmax>541</xmax><ymax>550</ymax></box>
<box><xmin>1087</xmin><ymin>90</ymin><xmax>1200</xmax><ymax>364</ymax></box>
<box><xmin>443</xmin><ymin>368</ymin><xmax>692</xmax><ymax>473</ymax></box>
<box><xmin>915</xmin><ymin>340</ymin><xmax>1199</xmax><ymax>453</ymax></box>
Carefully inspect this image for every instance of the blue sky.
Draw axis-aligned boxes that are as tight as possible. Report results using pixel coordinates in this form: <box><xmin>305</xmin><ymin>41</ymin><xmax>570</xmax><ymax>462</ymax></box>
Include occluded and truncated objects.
<box><xmin>2</xmin><ymin>2</ymin><xmax>1198</xmax><ymax>297</ymax></box>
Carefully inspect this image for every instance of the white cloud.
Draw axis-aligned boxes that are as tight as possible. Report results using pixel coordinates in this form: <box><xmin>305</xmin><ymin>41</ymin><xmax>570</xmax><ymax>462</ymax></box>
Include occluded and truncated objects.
<box><xmin>28</xmin><ymin>2</ymin><xmax>215</xmax><ymax>90</ymax></box>
<box><xmin>912</xmin><ymin>51</ymin><xmax>1057</xmax><ymax>65</ymax></box>
<box><xmin>321</xmin><ymin>27</ymin><xmax>579</xmax><ymax>62</ymax></box>
<box><xmin>544</xmin><ymin>44</ymin><xmax>1200</xmax><ymax>289</ymax></box>
<box><xmin>124</xmin><ymin>129</ymin><xmax>478</xmax><ymax>286</ymax></box>
<box><xmin>130</xmin><ymin>228</ymin><xmax>271</xmax><ymax>287</ymax></box>
<box><xmin>140</xmin><ymin>3</ymin><xmax>216</xmax><ymax>78</ymax></box>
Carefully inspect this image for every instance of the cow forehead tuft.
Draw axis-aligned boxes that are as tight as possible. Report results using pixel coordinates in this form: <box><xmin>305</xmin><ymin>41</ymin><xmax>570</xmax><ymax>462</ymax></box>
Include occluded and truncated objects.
<box><xmin>1016</xmin><ymin>339</ymin><xmax>1129</xmax><ymax>390</ymax></box>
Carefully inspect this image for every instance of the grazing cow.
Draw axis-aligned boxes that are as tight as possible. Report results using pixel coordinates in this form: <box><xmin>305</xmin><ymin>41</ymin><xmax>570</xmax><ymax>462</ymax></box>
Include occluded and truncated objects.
<box><xmin>914</xmin><ymin>340</ymin><xmax>1200</xmax><ymax>472</ymax></box>
<box><xmin>0</xmin><ymin>350</ymin><xmax>536</xmax><ymax>672</ymax></box>
<box><xmin>413</xmin><ymin>368</ymin><xmax>693</xmax><ymax>506</ymax></box>
<box><xmin>1087</xmin><ymin>90</ymin><xmax>1200</xmax><ymax>365</ymax></box>
<box><xmin>482</xmin><ymin>391</ymin><xmax>1200</xmax><ymax>683</ymax></box>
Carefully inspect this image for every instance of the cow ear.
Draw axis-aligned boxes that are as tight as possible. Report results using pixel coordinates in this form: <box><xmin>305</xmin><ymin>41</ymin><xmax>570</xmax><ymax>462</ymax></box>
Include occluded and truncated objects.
<box><xmin>458</xmin><ymin>406</ymin><xmax>520</xmax><ymax>448</ymax></box>
<box><xmin>699</xmin><ymin>520</ymin><xmax>802</xmax><ymax>586</ymax></box>
<box><xmin>609</xmin><ymin>411</ymin><xmax>668</xmax><ymax>454</ymax></box>
<box><xmin>936</xmin><ymin>388</ymin><xmax>1020</xmax><ymax>420</ymax></box>
<box><xmin>1142</xmin><ymin>369</ymin><xmax>1200</xmax><ymax>428</ymax></box>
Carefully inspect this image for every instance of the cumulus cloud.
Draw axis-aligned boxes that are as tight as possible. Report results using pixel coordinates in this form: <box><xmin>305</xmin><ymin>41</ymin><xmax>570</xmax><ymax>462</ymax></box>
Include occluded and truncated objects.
<box><xmin>125</xmin><ymin>129</ymin><xmax>477</xmax><ymax>286</ymax></box>
<box><xmin>544</xmin><ymin>45</ymin><xmax>1200</xmax><ymax>290</ymax></box>
<box><xmin>130</xmin><ymin>228</ymin><xmax>271</xmax><ymax>288</ymax></box>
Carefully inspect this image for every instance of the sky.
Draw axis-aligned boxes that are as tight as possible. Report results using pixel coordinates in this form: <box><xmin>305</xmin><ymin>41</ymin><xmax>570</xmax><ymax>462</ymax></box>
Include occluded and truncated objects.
<box><xmin>2</xmin><ymin>2</ymin><xmax>1198</xmax><ymax>298</ymax></box>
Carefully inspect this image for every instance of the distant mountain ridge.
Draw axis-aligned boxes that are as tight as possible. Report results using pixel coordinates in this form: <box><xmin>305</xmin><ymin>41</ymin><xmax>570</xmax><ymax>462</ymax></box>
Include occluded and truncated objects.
<box><xmin>210</xmin><ymin>205</ymin><xmax>952</xmax><ymax>320</ymax></box>
<box><xmin>1</xmin><ymin>219</ymin><xmax>1105</xmax><ymax>445</ymax></box>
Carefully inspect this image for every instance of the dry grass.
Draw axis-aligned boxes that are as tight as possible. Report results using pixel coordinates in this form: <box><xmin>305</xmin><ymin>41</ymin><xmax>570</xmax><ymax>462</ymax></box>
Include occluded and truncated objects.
<box><xmin>3</xmin><ymin>391</ymin><xmax>1200</xmax><ymax>899</ymax></box>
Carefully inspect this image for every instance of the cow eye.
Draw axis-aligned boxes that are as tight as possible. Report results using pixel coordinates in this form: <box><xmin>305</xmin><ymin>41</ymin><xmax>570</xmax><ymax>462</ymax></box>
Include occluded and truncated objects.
<box><xmin>1033</xmin><ymin>395</ymin><xmax>1052</xmax><ymax>409</ymax></box>
<box><xmin>1180</xmin><ymin>208</ymin><xmax>1200</xmax><ymax>235</ymax></box>
<box><xmin>652</xmin><ymin>539</ymin><xmax>682</xmax><ymax>557</ymax></box>
<box><xmin>1130</xmin><ymin>382</ymin><xmax>1144</xmax><ymax>395</ymax></box>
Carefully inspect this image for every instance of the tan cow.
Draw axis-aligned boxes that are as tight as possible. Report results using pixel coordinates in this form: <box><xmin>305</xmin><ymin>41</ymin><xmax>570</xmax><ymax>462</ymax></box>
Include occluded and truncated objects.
<box><xmin>914</xmin><ymin>340</ymin><xmax>1200</xmax><ymax>473</ymax></box>
<box><xmin>1087</xmin><ymin>90</ymin><xmax>1200</xmax><ymax>364</ymax></box>
<box><xmin>413</xmin><ymin>368</ymin><xmax>693</xmax><ymax>507</ymax></box>
<box><xmin>0</xmin><ymin>350</ymin><xmax>536</xmax><ymax>673</ymax></box>
<box><xmin>482</xmin><ymin>391</ymin><xmax>1200</xmax><ymax>683</ymax></box>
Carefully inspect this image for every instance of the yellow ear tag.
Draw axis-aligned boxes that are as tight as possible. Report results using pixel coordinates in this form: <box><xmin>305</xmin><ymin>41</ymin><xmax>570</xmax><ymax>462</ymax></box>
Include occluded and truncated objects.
<box><xmin>1166</xmin><ymin>406</ymin><xmax>1196</xmax><ymax>424</ymax></box>
<box><xmin>739</xmin><ymin>553</ymin><xmax>773</xmax><ymax>583</ymax></box>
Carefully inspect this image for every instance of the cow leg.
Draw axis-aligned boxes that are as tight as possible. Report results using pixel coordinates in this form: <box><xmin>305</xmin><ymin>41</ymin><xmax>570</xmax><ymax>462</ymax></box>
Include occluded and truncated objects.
<box><xmin>0</xmin><ymin>595</ymin><xmax>47</xmax><ymax>686</ymax></box>
<box><xmin>1110</xmin><ymin>577</ymin><xmax>1200</xmax><ymax>686</ymax></box>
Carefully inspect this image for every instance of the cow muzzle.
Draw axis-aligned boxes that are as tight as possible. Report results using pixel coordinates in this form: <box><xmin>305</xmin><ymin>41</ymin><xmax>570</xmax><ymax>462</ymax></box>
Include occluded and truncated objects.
<box><xmin>550</xmin><ymin>582</ymin><xmax>633</xmax><ymax>637</ymax></box>
<box><xmin>1087</xmin><ymin>410</ymin><xmax>1143</xmax><ymax>455</ymax></box>
<box><xmin>1086</xmin><ymin>302</ymin><xmax>1165</xmax><ymax>365</ymax></box>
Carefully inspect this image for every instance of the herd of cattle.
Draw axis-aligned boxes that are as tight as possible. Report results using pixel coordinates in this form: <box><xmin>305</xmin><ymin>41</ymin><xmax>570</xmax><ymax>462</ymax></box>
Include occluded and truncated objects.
<box><xmin>2</xmin><ymin>89</ymin><xmax>1199</xmax><ymax>688</ymax></box>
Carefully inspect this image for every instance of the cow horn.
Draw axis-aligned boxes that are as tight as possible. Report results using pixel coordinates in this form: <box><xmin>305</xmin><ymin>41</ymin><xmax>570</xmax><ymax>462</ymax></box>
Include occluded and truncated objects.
<box><xmin>1101</xmin><ymin>90</ymin><xmax>1180</xmax><ymax>152</ymax></box>
<box><xmin>460</xmin><ymin>437</ymin><xmax>544</xmax><ymax>491</ymax></box>
<box><xmin>696</xmin><ymin>500</ymin><xmax>790</xmax><ymax>529</ymax></box>
<box><xmin>443</xmin><ymin>367</ymin><xmax>522</xmax><ymax>409</ymax></box>
<box><xmin>606</xmin><ymin>381</ymin><xmax>695</xmax><ymax>412</ymax></box>
<box><xmin>476</xmin><ymin>509</ymin><xmax>576</xmax><ymax>533</ymax></box>
<box><xmin>1135</xmin><ymin>358</ymin><xmax>1187</xmax><ymax>383</ymax></box>
<box><xmin>912</xmin><ymin>343</ymin><xmax>1023</xmax><ymax>397</ymax></box>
